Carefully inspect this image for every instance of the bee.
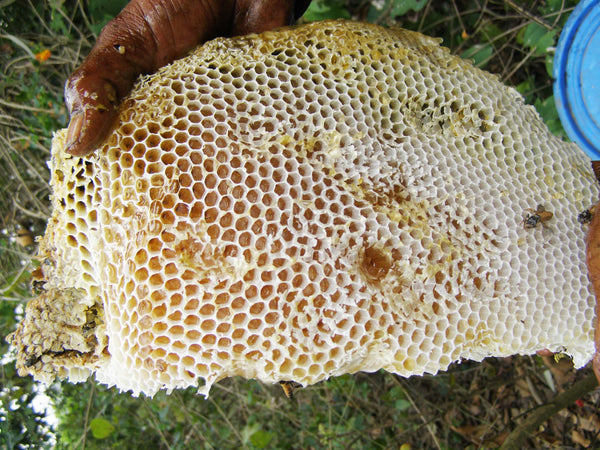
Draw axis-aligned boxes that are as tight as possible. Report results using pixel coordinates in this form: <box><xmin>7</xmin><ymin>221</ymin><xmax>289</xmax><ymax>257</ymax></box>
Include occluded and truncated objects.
<box><xmin>31</xmin><ymin>280</ymin><xmax>46</xmax><ymax>295</ymax></box>
<box><xmin>578</xmin><ymin>209</ymin><xmax>593</xmax><ymax>225</ymax></box>
<box><xmin>82</xmin><ymin>305</ymin><xmax>100</xmax><ymax>332</ymax></box>
<box><xmin>523</xmin><ymin>205</ymin><xmax>553</xmax><ymax>229</ymax></box>
<box><xmin>30</xmin><ymin>266</ymin><xmax>46</xmax><ymax>295</ymax></box>
<box><xmin>279</xmin><ymin>381</ymin><xmax>301</xmax><ymax>399</ymax></box>
<box><xmin>578</xmin><ymin>205</ymin><xmax>596</xmax><ymax>225</ymax></box>
<box><xmin>24</xmin><ymin>354</ymin><xmax>39</xmax><ymax>368</ymax></box>
<box><xmin>553</xmin><ymin>352</ymin><xmax>571</xmax><ymax>364</ymax></box>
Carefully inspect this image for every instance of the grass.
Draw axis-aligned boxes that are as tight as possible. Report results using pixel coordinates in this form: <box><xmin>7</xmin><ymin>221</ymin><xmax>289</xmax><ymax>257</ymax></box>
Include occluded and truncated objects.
<box><xmin>1</xmin><ymin>1</ymin><xmax>599</xmax><ymax>448</ymax></box>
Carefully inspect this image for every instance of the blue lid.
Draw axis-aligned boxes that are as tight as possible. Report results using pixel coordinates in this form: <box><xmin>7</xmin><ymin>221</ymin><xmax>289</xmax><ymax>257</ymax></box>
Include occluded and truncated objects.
<box><xmin>554</xmin><ymin>0</ymin><xmax>600</xmax><ymax>160</ymax></box>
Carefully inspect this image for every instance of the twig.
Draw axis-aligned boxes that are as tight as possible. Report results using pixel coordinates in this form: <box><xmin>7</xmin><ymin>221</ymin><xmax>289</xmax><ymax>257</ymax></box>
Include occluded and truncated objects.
<box><xmin>174</xmin><ymin>393</ymin><xmax>215</xmax><ymax>449</ymax></box>
<box><xmin>25</xmin><ymin>0</ymin><xmax>55</xmax><ymax>37</ymax></box>
<box><xmin>13</xmin><ymin>199</ymin><xmax>51</xmax><ymax>220</ymax></box>
<box><xmin>55</xmin><ymin>3</ymin><xmax>89</xmax><ymax>46</ymax></box>
<box><xmin>500</xmin><ymin>372</ymin><xmax>598</xmax><ymax>449</ymax></box>
<box><xmin>0</xmin><ymin>142</ymin><xmax>51</xmax><ymax>218</ymax></box>
<box><xmin>373</xmin><ymin>2</ymin><xmax>396</xmax><ymax>25</ymax></box>
<box><xmin>75</xmin><ymin>0</ymin><xmax>94</xmax><ymax>43</ymax></box>
<box><xmin>417</xmin><ymin>0</ymin><xmax>433</xmax><ymax>33</ymax></box>
<box><xmin>0</xmin><ymin>133</ymin><xmax>51</xmax><ymax>183</ymax></box>
<box><xmin>75</xmin><ymin>382</ymin><xmax>95</xmax><ymax>450</ymax></box>
<box><xmin>0</xmin><ymin>262</ymin><xmax>30</xmax><ymax>296</ymax></box>
<box><xmin>141</xmin><ymin>397</ymin><xmax>173</xmax><ymax>449</ymax></box>
<box><xmin>0</xmin><ymin>98</ymin><xmax>56</xmax><ymax>114</ymax></box>
<box><xmin>525</xmin><ymin>376</ymin><xmax>544</xmax><ymax>405</ymax></box>
<box><xmin>451</xmin><ymin>0</ymin><xmax>467</xmax><ymax>35</ymax></box>
<box><xmin>392</xmin><ymin>376</ymin><xmax>442</xmax><ymax>450</ymax></box>
<box><xmin>504</xmin><ymin>0</ymin><xmax>554</xmax><ymax>31</ymax></box>
<box><xmin>0</xmin><ymin>34</ymin><xmax>35</xmax><ymax>58</ymax></box>
<box><xmin>503</xmin><ymin>46</ymin><xmax>537</xmax><ymax>83</ymax></box>
<box><xmin>208</xmin><ymin>395</ymin><xmax>243</xmax><ymax>443</ymax></box>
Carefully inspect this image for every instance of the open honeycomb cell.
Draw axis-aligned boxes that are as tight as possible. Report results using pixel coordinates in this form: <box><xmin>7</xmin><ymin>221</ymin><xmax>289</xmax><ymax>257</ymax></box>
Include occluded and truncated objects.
<box><xmin>8</xmin><ymin>20</ymin><xmax>600</xmax><ymax>397</ymax></box>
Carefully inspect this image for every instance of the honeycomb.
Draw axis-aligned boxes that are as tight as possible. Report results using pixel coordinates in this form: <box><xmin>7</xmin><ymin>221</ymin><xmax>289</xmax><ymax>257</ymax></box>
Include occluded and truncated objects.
<box><xmin>8</xmin><ymin>20</ymin><xmax>600</xmax><ymax>397</ymax></box>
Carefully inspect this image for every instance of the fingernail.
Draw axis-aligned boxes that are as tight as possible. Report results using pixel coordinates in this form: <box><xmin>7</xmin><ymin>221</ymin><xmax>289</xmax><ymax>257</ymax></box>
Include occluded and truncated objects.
<box><xmin>65</xmin><ymin>113</ymin><xmax>83</xmax><ymax>154</ymax></box>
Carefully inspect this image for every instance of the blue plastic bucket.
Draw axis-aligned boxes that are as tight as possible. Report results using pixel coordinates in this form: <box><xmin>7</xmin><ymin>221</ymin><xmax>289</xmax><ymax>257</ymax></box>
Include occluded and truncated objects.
<box><xmin>554</xmin><ymin>0</ymin><xmax>600</xmax><ymax>160</ymax></box>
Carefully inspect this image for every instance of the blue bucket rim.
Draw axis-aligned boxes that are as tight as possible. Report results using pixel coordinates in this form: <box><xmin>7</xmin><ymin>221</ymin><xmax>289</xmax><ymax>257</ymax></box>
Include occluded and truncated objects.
<box><xmin>553</xmin><ymin>0</ymin><xmax>600</xmax><ymax>160</ymax></box>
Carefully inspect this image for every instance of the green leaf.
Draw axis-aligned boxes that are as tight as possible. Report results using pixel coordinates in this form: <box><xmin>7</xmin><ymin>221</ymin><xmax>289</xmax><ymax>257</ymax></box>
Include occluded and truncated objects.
<box><xmin>49</xmin><ymin>9</ymin><xmax>68</xmax><ymax>35</ymax></box>
<box><xmin>242</xmin><ymin>423</ymin><xmax>260</xmax><ymax>445</ymax></box>
<box><xmin>462</xmin><ymin>44</ymin><xmax>493</xmax><ymax>68</ymax></box>
<box><xmin>394</xmin><ymin>399</ymin><xmax>412</xmax><ymax>411</ymax></box>
<box><xmin>250</xmin><ymin>429</ymin><xmax>275</xmax><ymax>449</ymax></box>
<box><xmin>390</xmin><ymin>0</ymin><xmax>428</xmax><ymax>16</ymax></box>
<box><xmin>478</xmin><ymin>22</ymin><xmax>503</xmax><ymax>42</ymax></box>
<box><xmin>88</xmin><ymin>0</ymin><xmax>128</xmax><ymax>34</ymax></box>
<box><xmin>534</xmin><ymin>95</ymin><xmax>566</xmax><ymax>138</ymax></box>
<box><xmin>88</xmin><ymin>0</ymin><xmax>128</xmax><ymax>22</ymax></box>
<box><xmin>546</xmin><ymin>0</ymin><xmax>564</xmax><ymax>11</ymax></box>
<box><xmin>540</xmin><ymin>0</ymin><xmax>579</xmax><ymax>24</ymax></box>
<box><xmin>303</xmin><ymin>0</ymin><xmax>350</xmax><ymax>21</ymax></box>
<box><xmin>516</xmin><ymin>78</ymin><xmax>535</xmax><ymax>103</ymax></box>
<box><xmin>545</xmin><ymin>52</ymin><xmax>554</xmax><ymax>78</ymax></box>
<box><xmin>368</xmin><ymin>0</ymin><xmax>428</xmax><ymax>22</ymax></box>
<box><xmin>90</xmin><ymin>417</ymin><xmax>115</xmax><ymax>439</ymax></box>
<box><xmin>520</xmin><ymin>23</ymin><xmax>556</xmax><ymax>56</ymax></box>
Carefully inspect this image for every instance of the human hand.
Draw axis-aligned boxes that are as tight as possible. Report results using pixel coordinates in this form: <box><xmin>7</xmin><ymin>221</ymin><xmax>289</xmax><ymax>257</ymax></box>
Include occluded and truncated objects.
<box><xmin>64</xmin><ymin>0</ymin><xmax>311</xmax><ymax>157</ymax></box>
<box><xmin>585</xmin><ymin>198</ymin><xmax>600</xmax><ymax>384</ymax></box>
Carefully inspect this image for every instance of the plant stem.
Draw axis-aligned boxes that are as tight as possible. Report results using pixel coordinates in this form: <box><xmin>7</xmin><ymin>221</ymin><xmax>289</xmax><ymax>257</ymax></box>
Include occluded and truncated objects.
<box><xmin>500</xmin><ymin>372</ymin><xmax>598</xmax><ymax>449</ymax></box>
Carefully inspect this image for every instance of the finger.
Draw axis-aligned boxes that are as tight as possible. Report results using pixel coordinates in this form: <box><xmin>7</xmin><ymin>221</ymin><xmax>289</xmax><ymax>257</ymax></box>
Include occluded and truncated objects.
<box><xmin>585</xmin><ymin>198</ymin><xmax>600</xmax><ymax>384</ymax></box>
<box><xmin>64</xmin><ymin>68</ymin><xmax>120</xmax><ymax>156</ymax></box>
<box><xmin>594</xmin><ymin>352</ymin><xmax>600</xmax><ymax>385</ymax></box>
<box><xmin>294</xmin><ymin>0</ymin><xmax>312</xmax><ymax>20</ymax></box>
<box><xmin>592</xmin><ymin>161</ymin><xmax>600</xmax><ymax>184</ymax></box>
<box><xmin>232</xmin><ymin>0</ymin><xmax>312</xmax><ymax>36</ymax></box>
<box><xmin>233</xmin><ymin>0</ymin><xmax>295</xmax><ymax>35</ymax></box>
<box><xmin>65</xmin><ymin>0</ymin><xmax>311</xmax><ymax>157</ymax></box>
<box><xmin>65</xmin><ymin>0</ymin><xmax>235</xmax><ymax>156</ymax></box>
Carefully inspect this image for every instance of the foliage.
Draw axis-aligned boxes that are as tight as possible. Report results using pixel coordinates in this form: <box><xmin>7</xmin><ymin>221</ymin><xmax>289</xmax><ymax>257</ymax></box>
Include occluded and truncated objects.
<box><xmin>1</xmin><ymin>1</ymin><xmax>597</xmax><ymax>449</ymax></box>
<box><xmin>0</xmin><ymin>384</ymin><xmax>55</xmax><ymax>449</ymax></box>
<box><xmin>87</xmin><ymin>0</ymin><xmax>129</xmax><ymax>34</ymax></box>
<box><xmin>303</xmin><ymin>0</ymin><xmax>350</xmax><ymax>21</ymax></box>
<box><xmin>366</xmin><ymin>0</ymin><xmax>428</xmax><ymax>23</ymax></box>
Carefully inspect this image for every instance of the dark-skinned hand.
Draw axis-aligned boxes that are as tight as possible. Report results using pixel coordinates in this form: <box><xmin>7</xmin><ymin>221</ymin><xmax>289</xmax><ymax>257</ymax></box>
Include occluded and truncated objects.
<box><xmin>64</xmin><ymin>0</ymin><xmax>311</xmax><ymax>157</ymax></box>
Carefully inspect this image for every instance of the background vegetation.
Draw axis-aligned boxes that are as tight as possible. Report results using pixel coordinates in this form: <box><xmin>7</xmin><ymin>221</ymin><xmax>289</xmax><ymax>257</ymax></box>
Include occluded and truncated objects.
<box><xmin>1</xmin><ymin>1</ymin><xmax>598</xmax><ymax>448</ymax></box>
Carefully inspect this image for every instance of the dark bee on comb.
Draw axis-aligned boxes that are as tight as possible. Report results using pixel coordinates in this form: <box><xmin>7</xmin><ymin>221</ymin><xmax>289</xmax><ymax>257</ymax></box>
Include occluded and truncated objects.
<box><xmin>279</xmin><ymin>381</ymin><xmax>301</xmax><ymax>399</ymax></box>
